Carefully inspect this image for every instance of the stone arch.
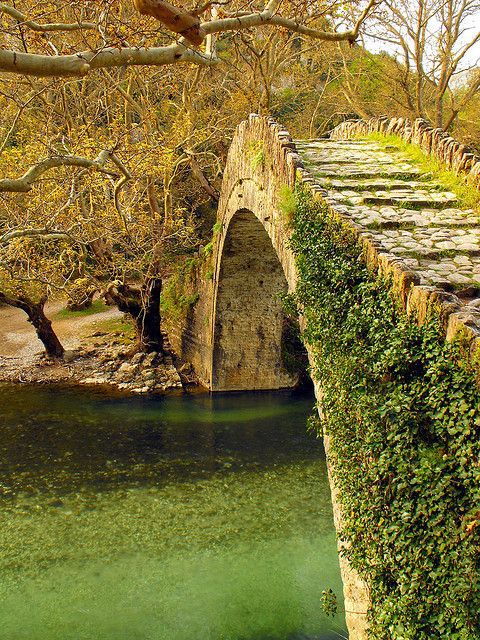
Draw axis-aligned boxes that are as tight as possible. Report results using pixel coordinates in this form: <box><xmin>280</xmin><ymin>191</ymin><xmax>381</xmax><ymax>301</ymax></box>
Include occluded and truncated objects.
<box><xmin>165</xmin><ymin>114</ymin><xmax>302</xmax><ymax>389</ymax></box>
<box><xmin>206</xmin><ymin>115</ymin><xmax>302</xmax><ymax>392</ymax></box>
<box><xmin>211</xmin><ymin>208</ymin><xmax>296</xmax><ymax>391</ymax></box>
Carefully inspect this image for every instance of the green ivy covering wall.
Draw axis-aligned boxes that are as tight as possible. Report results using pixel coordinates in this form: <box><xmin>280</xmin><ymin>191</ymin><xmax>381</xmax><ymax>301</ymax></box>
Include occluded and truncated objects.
<box><xmin>288</xmin><ymin>185</ymin><xmax>480</xmax><ymax>640</ymax></box>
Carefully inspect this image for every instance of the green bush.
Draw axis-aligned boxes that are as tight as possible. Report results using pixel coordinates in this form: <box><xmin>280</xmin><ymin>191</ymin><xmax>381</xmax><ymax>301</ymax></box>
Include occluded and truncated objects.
<box><xmin>289</xmin><ymin>184</ymin><xmax>480</xmax><ymax>640</ymax></box>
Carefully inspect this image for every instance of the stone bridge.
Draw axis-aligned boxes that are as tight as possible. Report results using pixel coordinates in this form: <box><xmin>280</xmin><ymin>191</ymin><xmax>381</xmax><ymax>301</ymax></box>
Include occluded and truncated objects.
<box><xmin>166</xmin><ymin>114</ymin><xmax>480</xmax><ymax>639</ymax></box>
<box><xmin>169</xmin><ymin>113</ymin><xmax>480</xmax><ymax>393</ymax></box>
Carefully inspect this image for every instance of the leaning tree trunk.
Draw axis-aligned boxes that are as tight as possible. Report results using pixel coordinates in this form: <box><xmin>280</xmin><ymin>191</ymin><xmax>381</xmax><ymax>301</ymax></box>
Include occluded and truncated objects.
<box><xmin>106</xmin><ymin>278</ymin><xmax>163</xmax><ymax>353</ymax></box>
<box><xmin>0</xmin><ymin>292</ymin><xmax>65</xmax><ymax>358</ymax></box>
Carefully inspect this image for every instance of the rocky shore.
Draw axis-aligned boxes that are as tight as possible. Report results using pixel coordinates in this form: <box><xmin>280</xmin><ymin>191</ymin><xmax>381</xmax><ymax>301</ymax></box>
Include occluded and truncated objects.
<box><xmin>0</xmin><ymin>340</ymin><xmax>197</xmax><ymax>394</ymax></box>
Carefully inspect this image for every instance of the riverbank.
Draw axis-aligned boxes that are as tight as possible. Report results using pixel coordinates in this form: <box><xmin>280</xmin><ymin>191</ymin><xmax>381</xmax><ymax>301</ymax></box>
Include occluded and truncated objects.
<box><xmin>0</xmin><ymin>302</ymin><xmax>192</xmax><ymax>394</ymax></box>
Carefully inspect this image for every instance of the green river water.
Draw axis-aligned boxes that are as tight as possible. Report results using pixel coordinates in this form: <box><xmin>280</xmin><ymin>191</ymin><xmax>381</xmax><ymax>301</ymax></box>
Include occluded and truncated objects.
<box><xmin>0</xmin><ymin>384</ymin><xmax>346</xmax><ymax>640</ymax></box>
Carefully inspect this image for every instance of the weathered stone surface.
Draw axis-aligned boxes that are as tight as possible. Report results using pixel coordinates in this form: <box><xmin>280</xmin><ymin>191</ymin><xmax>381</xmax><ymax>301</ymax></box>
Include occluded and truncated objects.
<box><xmin>166</xmin><ymin>115</ymin><xmax>300</xmax><ymax>392</ymax></box>
<box><xmin>212</xmin><ymin>211</ymin><xmax>295</xmax><ymax>391</ymax></box>
<box><xmin>296</xmin><ymin>137</ymin><xmax>480</xmax><ymax>308</ymax></box>
<box><xmin>330</xmin><ymin>116</ymin><xmax>480</xmax><ymax>189</ymax></box>
<box><xmin>446</xmin><ymin>311</ymin><xmax>480</xmax><ymax>342</ymax></box>
<box><xmin>313</xmin><ymin>380</ymin><xmax>370</xmax><ymax>640</ymax></box>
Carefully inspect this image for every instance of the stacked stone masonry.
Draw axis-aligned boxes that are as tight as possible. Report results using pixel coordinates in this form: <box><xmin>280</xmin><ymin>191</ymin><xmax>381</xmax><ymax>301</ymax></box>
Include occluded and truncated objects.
<box><xmin>166</xmin><ymin>113</ymin><xmax>301</xmax><ymax>390</ymax></box>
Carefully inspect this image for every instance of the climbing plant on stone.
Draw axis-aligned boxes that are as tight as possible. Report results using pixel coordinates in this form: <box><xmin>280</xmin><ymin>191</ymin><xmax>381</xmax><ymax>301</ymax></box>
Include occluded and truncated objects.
<box><xmin>288</xmin><ymin>183</ymin><xmax>480</xmax><ymax>640</ymax></box>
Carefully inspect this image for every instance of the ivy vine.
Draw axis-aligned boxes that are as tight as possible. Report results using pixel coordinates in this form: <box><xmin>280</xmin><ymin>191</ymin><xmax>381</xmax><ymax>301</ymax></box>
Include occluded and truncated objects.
<box><xmin>288</xmin><ymin>184</ymin><xmax>480</xmax><ymax>640</ymax></box>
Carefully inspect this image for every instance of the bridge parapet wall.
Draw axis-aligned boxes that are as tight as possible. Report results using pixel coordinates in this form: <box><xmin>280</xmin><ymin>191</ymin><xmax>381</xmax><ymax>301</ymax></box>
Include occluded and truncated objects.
<box><xmin>330</xmin><ymin>116</ymin><xmax>480</xmax><ymax>187</ymax></box>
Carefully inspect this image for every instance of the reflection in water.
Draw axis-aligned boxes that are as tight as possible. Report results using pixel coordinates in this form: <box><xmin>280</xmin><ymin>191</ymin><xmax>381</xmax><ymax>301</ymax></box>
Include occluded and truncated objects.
<box><xmin>0</xmin><ymin>384</ymin><xmax>347</xmax><ymax>640</ymax></box>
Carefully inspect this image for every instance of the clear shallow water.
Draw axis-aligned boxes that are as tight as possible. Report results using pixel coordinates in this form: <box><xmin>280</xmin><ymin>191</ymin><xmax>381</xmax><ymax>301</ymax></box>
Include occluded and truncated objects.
<box><xmin>0</xmin><ymin>384</ymin><xmax>346</xmax><ymax>640</ymax></box>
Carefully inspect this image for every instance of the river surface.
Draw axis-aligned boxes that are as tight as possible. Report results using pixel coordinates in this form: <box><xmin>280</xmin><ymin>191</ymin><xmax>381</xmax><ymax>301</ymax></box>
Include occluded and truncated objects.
<box><xmin>0</xmin><ymin>384</ymin><xmax>346</xmax><ymax>640</ymax></box>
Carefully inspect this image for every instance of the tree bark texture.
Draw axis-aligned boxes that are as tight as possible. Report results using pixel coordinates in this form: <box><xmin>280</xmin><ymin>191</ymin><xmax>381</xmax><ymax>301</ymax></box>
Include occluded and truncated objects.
<box><xmin>0</xmin><ymin>292</ymin><xmax>65</xmax><ymax>358</ymax></box>
<box><xmin>107</xmin><ymin>279</ymin><xmax>163</xmax><ymax>353</ymax></box>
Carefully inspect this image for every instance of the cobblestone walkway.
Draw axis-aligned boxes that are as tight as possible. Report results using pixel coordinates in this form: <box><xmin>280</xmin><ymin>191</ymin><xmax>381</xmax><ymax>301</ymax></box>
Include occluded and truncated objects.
<box><xmin>296</xmin><ymin>138</ymin><xmax>480</xmax><ymax>303</ymax></box>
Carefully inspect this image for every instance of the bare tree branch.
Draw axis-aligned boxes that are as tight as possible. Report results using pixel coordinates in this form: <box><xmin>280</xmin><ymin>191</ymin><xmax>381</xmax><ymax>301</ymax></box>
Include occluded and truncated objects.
<box><xmin>0</xmin><ymin>149</ymin><xmax>117</xmax><ymax>193</ymax></box>
<box><xmin>0</xmin><ymin>44</ymin><xmax>217</xmax><ymax>77</ymax></box>
<box><xmin>201</xmin><ymin>0</ymin><xmax>379</xmax><ymax>43</ymax></box>
<box><xmin>0</xmin><ymin>3</ymin><xmax>96</xmax><ymax>32</ymax></box>
<box><xmin>0</xmin><ymin>227</ymin><xmax>78</xmax><ymax>244</ymax></box>
<box><xmin>134</xmin><ymin>0</ymin><xmax>205</xmax><ymax>45</ymax></box>
<box><xmin>0</xmin><ymin>0</ymin><xmax>379</xmax><ymax>77</ymax></box>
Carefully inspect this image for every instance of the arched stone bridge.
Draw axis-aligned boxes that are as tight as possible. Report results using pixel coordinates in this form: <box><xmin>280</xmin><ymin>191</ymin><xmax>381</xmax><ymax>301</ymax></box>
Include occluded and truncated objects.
<box><xmin>166</xmin><ymin>114</ymin><xmax>480</xmax><ymax>639</ymax></box>
<box><xmin>170</xmin><ymin>113</ymin><xmax>480</xmax><ymax>394</ymax></box>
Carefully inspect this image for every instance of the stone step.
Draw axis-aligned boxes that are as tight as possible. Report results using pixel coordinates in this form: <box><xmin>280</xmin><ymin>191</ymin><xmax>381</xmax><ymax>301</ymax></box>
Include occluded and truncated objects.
<box><xmin>336</xmin><ymin>203</ymin><xmax>478</xmax><ymax>229</ymax></box>
<box><xmin>399</xmin><ymin>247</ymin><xmax>480</xmax><ymax>258</ymax></box>
<box><xmin>361</xmin><ymin>194</ymin><xmax>457</xmax><ymax>208</ymax></box>
<box><xmin>315</xmin><ymin>178</ymin><xmax>434</xmax><ymax>190</ymax></box>
<box><xmin>307</xmin><ymin>166</ymin><xmax>422</xmax><ymax>178</ymax></box>
<box><xmin>296</xmin><ymin>139</ymin><xmax>374</xmax><ymax>145</ymax></box>
<box><xmin>328</xmin><ymin>192</ymin><xmax>457</xmax><ymax>207</ymax></box>
<box><xmin>295</xmin><ymin>140</ymin><xmax>379</xmax><ymax>150</ymax></box>
<box><xmin>365</xmin><ymin>227</ymin><xmax>480</xmax><ymax>257</ymax></box>
<box><xmin>302</xmin><ymin>151</ymin><xmax>411</xmax><ymax>163</ymax></box>
<box><xmin>400</xmin><ymin>256</ymin><xmax>480</xmax><ymax>293</ymax></box>
<box><xmin>307</xmin><ymin>155</ymin><xmax>404</xmax><ymax>166</ymax></box>
<box><xmin>298</xmin><ymin>145</ymin><xmax>410</xmax><ymax>162</ymax></box>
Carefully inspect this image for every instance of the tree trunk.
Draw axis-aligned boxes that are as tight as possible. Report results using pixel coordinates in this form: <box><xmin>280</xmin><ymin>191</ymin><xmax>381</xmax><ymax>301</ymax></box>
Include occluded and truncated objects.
<box><xmin>0</xmin><ymin>292</ymin><xmax>65</xmax><ymax>358</ymax></box>
<box><xmin>26</xmin><ymin>302</ymin><xmax>65</xmax><ymax>358</ymax></box>
<box><xmin>106</xmin><ymin>278</ymin><xmax>163</xmax><ymax>353</ymax></box>
<box><xmin>435</xmin><ymin>92</ymin><xmax>444</xmax><ymax>129</ymax></box>
<box><xmin>138</xmin><ymin>278</ymin><xmax>163</xmax><ymax>353</ymax></box>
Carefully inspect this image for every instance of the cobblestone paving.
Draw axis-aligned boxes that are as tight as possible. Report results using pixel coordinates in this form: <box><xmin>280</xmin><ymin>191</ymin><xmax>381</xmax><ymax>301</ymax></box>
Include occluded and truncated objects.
<box><xmin>296</xmin><ymin>138</ymin><xmax>480</xmax><ymax>299</ymax></box>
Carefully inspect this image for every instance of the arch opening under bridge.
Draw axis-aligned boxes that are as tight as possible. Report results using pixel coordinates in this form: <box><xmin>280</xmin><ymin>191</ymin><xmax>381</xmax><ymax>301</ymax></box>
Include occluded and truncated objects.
<box><xmin>211</xmin><ymin>208</ymin><xmax>299</xmax><ymax>392</ymax></box>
